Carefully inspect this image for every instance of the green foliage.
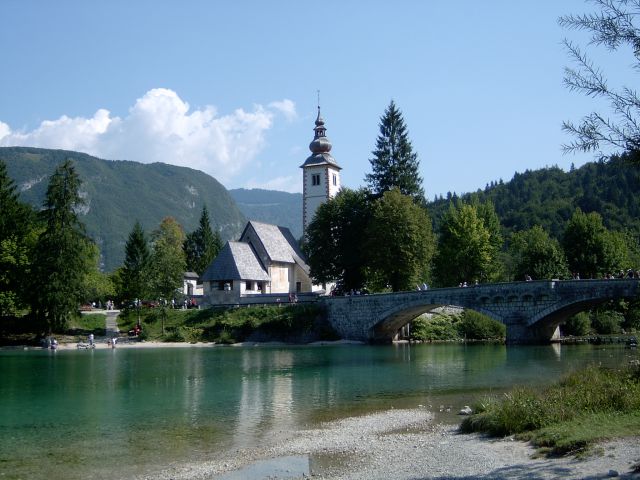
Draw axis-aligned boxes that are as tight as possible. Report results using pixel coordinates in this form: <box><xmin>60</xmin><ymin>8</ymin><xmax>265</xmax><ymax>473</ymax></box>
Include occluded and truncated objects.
<box><xmin>0</xmin><ymin>147</ymin><xmax>246</xmax><ymax>271</ymax></box>
<box><xmin>365</xmin><ymin>101</ymin><xmax>425</xmax><ymax>204</ymax></box>
<box><xmin>184</xmin><ymin>205</ymin><xmax>222</xmax><ymax>275</ymax></box>
<box><xmin>149</xmin><ymin>217</ymin><xmax>186</xmax><ymax>300</ymax></box>
<box><xmin>434</xmin><ymin>201</ymin><xmax>501</xmax><ymax>286</ymax></box>
<box><xmin>563</xmin><ymin>208</ymin><xmax>629</xmax><ymax>278</ymax></box>
<box><xmin>591</xmin><ymin>310</ymin><xmax>624</xmax><ymax>335</ymax></box>
<box><xmin>366</xmin><ymin>189</ymin><xmax>436</xmax><ymax>292</ymax></box>
<box><xmin>305</xmin><ymin>188</ymin><xmax>372</xmax><ymax>291</ymax></box>
<box><xmin>0</xmin><ymin>159</ymin><xmax>37</xmax><ymax>316</ymax></box>
<box><xmin>80</xmin><ymin>244</ymin><xmax>115</xmax><ymax>304</ymax></box>
<box><xmin>120</xmin><ymin>221</ymin><xmax>150</xmax><ymax>303</ymax></box>
<box><xmin>30</xmin><ymin>160</ymin><xmax>93</xmax><ymax>332</ymax></box>
<box><xmin>67</xmin><ymin>313</ymin><xmax>107</xmax><ymax>336</ymax></box>
<box><xmin>429</xmin><ymin>155</ymin><xmax>640</xmax><ymax>243</ymax></box>
<box><xmin>559</xmin><ymin>1</ymin><xmax>640</xmax><ymax>155</ymax></box>
<box><xmin>460</xmin><ymin>365</ymin><xmax>640</xmax><ymax>455</ymax></box>
<box><xmin>563</xmin><ymin>312</ymin><xmax>592</xmax><ymax>336</ymax></box>
<box><xmin>509</xmin><ymin>226</ymin><xmax>569</xmax><ymax>280</ymax></box>
<box><xmin>457</xmin><ymin>310</ymin><xmax>506</xmax><ymax>340</ymax></box>
<box><xmin>411</xmin><ymin>314</ymin><xmax>461</xmax><ymax>341</ymax></box>
<box><xmin>117</xmin><ymin>304</ymin><xmax>330</xmax><ymax>343</ymax></box>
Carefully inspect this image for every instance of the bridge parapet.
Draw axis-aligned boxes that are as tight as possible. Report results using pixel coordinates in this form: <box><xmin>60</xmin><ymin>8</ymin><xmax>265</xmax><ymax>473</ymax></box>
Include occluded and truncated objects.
<box><xmin>321</xmin><ymin>279</ymin><xmax>640</xmax><ymax>344</ymax></box>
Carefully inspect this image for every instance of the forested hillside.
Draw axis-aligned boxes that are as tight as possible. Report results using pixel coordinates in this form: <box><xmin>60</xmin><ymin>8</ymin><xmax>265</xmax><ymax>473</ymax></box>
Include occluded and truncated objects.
<box><xmin>429</xmin><ymin>153</ymin><xmax>640</xmax><ymax>240</ymax></box>
<box><xmin>0</xmin><ymin>147</ymin><xmax>246</xmax><ymax>271</ymax></box>
<box><xmin>229</xmin><ymin>188</ymin><xmax>302</xmax><ymax>239</ymax></box>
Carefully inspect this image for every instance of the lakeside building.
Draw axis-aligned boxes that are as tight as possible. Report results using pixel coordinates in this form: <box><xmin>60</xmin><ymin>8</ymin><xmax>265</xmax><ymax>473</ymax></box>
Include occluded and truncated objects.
<box><xmin>202</xmin><ymin>106</ymin><xmax>341</xmax><ymax>305</ymax></box>
<box><xmin>201</xmin><ymin>221</ymin><xmax>312</xmax><ymax>304</ymax></box>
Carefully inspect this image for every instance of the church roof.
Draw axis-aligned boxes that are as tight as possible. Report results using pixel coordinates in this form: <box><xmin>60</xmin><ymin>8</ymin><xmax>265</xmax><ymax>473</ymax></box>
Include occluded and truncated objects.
<box><xmin>242</xmin><ymin>221</ymin><xmax>310</xmax><ymax>274</ymax></box>
<box><xmin>201</xmin><ymin>241</ymin><xmax>270</xmax><ymax>282</ymax></box>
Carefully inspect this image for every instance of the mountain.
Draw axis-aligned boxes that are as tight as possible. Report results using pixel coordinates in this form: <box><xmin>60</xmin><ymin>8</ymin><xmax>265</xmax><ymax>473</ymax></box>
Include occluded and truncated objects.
<box><xmin>0</xmin><ymin>147</ymin><xmax>246</xmax><ymax>272</ymax></box>
<box><xmin>428</xmin><ymin>153</ymin><xmax>640</xmax><ymax>240</ymax></box>
<box><xmin>229</xmin><ymin>188</ymin><xmax>303</xmax><ymax>239</ymax></box>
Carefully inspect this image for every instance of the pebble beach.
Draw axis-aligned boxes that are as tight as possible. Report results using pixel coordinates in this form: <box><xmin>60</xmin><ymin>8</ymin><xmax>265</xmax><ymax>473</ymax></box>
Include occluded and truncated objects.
<box><xmin>139</xmin><ymin>408</ymin><xmax>640</xmax><ymax>480</ymax></box>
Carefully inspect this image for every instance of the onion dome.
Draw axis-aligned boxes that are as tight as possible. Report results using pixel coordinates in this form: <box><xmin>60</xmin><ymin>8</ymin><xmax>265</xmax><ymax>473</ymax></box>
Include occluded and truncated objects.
<box><xmin>300</xmin><ymin>107</ymin><xmax>341</xmax><ymax>169</ymax></box>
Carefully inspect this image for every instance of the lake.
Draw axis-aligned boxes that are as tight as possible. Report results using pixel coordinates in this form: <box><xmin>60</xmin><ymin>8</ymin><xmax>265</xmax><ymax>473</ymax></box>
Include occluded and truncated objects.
<box><xmin>0</xmin><ymin>343</ymin><xmax>637</xmax><ymax>479</ymax></box>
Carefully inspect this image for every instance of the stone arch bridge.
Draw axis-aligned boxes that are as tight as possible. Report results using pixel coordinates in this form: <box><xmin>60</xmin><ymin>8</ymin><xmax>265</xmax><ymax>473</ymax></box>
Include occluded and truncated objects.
<box><xmin>320</xmin><ymin>279</ymin><xmax>640</xmax><ymax>344</ymax></box>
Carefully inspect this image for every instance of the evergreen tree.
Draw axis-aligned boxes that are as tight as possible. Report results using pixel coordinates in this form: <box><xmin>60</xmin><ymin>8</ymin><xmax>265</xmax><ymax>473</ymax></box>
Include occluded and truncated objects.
<box><xmin>31</xmin><ymin>160</ymin><xmax>92</xmax><ymax>332</ymax></box>
<box><xmin>121</xmin><ymin>221</ymin><xmax>150</xmax><ymax>303</ymax></box>
<box><xmin>365</xmin><ymin>188</ymin><xmax>435</xmax><ymax>292</ymax></box>
<box><xmin>559</xmin><ymin>0</ymin><xmax>640</xmax><ymax>156</ymax></box>
<box><xmin>0</xmin><ymin>160</ymin><xmax>36</xmax><ymax>316</ymax></box>
<box><xmin>184</xmin><ymin>205</ymin><xmax>222</xmax><ymax>275</ymax></box>
<box><xmin>365</xmin><ymin>101</ymin><xmax>425</xmax><ymax>203</ymax></box>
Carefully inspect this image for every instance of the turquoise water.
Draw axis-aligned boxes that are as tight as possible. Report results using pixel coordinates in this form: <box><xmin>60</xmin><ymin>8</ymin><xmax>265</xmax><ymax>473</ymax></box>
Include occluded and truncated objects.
<box><xmin>0</xmin><ymin>343</ymin><xmax>637</xmax><ymax>479</ymax></box>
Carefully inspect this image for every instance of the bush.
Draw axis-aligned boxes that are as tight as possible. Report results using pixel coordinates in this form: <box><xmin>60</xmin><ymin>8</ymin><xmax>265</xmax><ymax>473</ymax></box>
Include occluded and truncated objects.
<box><xmin>460</xmin><ymin>365</ymin><xmax>640</xmax><ymax>455</ymax></box>
<box><xmin>411</xmin><ymin>313</ymin><xmax>460</xmax><ymax>341</ymax></box>
<box><xmin>562</xmin><ymin>312</ymin><xmax>591</xmax><ymax>336</ymax></box>
<box><xmin>457</xmin><ymin>310</ymin><xmax>506</xmax><ymax>340</ymax></box>
<box><xmin>591</xmin><ymin>310</ymin><xmax>624</xmax><ymax>334</ymax></box>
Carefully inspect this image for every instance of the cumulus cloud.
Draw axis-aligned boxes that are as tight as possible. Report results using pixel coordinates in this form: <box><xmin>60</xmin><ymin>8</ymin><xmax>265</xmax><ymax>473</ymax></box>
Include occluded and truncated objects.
<box><xmin>0</xmin><ymin>88</ymin><xmax>296</xmax><ymax>184</ymax></box>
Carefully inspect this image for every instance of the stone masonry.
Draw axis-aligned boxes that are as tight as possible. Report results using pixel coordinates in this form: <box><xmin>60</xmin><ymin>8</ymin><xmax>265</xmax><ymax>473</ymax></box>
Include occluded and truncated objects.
<box><xmin>320</xmin><ymin>279</ymin><xmax>640</xmax><ymax>344</ymax></box>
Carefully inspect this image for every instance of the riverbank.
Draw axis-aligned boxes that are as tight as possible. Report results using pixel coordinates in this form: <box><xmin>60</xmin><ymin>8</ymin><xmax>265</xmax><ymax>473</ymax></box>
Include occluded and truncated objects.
<box><xmin>140</xmin><ymin>407</ymin><xmax>640</xmax><ymax>480</ymax></box>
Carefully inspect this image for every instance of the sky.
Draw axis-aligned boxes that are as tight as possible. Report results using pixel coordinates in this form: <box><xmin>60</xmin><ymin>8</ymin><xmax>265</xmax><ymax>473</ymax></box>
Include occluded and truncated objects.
<box><xmin>0</xmin><ymin>1</ymin><xmax>633</xmax><ymax>198</ymax></box>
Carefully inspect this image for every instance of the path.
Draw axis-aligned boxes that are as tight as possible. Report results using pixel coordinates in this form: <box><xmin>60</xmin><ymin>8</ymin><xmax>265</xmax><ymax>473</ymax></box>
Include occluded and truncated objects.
<box><xmin>105</xmin><ymin>310</ymin><xmax>120</xmax><ymax>340</ymax></box>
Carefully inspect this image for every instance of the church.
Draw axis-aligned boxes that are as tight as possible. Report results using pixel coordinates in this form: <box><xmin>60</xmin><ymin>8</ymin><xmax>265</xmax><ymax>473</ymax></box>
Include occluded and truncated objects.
<box><xmin>201</xmin><ymin>107</ymin><xmax>341</xmax><ymax>304</ymax></box>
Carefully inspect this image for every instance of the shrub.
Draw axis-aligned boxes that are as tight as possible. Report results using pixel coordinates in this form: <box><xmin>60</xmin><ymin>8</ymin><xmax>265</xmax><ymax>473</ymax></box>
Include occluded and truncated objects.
<box><xmin>562</xmin><ymin>312</ymin><xmax>591</xmax><ymax>336</ymax></box>
<box><xmin>591</xmin><ymin>310</ymin><xmax>624</xmax><ymax>334</ymax></box>
<box><xmin>411</xmin><ymin>313</ymin><xmax>460</xmax><ymax>341</ymax></box>
<box><xmin>457</xmin><ymin>310</ymin><xmax>506</xmax><ymax>340</ymax></box>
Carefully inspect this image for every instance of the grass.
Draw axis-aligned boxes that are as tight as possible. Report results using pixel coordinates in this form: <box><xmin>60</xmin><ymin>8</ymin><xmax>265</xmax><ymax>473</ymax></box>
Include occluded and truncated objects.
<box><xmin>460</xmin><ymin>364</ymin><xmax>640</xmax><ymax>456</ymax></box>
<box><xmin>117</xmin><ymin>304</ymin><xmax>336</xmax><ymax>344</ymax></box>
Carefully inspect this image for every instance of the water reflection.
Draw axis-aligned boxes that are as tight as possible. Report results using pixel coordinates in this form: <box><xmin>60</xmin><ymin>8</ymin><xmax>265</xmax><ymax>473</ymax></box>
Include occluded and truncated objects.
<box><xmin>0</xmin><ymin>344</ymin><xmax>637</xmax><ymax>480</ymax></box>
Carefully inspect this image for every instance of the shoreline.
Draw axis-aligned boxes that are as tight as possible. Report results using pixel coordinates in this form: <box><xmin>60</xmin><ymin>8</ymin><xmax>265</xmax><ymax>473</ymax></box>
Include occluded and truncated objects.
<box><xmin>138</xmin><ymin>407</ymin><xmax>640</xmax><ymax>480</ymax></box>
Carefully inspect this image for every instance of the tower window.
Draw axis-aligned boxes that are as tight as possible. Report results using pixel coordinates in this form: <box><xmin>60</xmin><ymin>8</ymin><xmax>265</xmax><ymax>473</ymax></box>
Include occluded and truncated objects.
<box><xmin>332</xmin><ymin>174</ymin><xmax>337</xmax><ymax>186</ymax></box>
<box><xmin>312</xmin><ymin>174</ymin><xmax>320</xmax><ymax>186</ymax></box>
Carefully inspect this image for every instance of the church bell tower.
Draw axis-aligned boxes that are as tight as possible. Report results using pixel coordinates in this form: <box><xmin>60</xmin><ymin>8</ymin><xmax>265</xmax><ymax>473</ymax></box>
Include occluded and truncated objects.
<box><xmin>300</xmin><ymin>106</ymin><xmax>342</xmax><ymax>237</ymax></box>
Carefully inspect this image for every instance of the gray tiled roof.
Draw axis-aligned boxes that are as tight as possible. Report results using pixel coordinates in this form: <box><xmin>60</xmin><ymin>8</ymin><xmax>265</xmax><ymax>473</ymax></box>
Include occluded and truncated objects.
<box><xmin>245</xmin><ymin>221</ymin><xmax>309</xmax><ymax>271</ymax></box>
<box><xmin>201</xmin><ymin>241</ymin><xmax>270</xmax><ymax>282</ymax></box>
<box><xmin>299</xmin><ymin>152</ymin><xmax>342</xmax><ymax>169</ymax></box>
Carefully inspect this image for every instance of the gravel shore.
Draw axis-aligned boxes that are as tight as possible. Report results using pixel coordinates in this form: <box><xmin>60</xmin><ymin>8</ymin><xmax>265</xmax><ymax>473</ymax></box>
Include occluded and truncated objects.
<box><xmin>145</xmin><ymin>408</ymin><xmax>640</xmax><ymax>480</ymax></box>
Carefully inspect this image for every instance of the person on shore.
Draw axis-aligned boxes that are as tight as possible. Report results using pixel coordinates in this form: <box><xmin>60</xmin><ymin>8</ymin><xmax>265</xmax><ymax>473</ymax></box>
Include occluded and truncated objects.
<box><xmin>88</xmin><ymin>333</ymin><xmax>94</xmax><ymax>347</ymax></box>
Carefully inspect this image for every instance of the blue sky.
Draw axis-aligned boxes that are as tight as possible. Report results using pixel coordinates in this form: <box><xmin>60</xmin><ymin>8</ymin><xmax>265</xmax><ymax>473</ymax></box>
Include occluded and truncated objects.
<box><xmin>0</xmin><ymin>1</ymin><xmax>632</xmax><ymax>198</ymax></box>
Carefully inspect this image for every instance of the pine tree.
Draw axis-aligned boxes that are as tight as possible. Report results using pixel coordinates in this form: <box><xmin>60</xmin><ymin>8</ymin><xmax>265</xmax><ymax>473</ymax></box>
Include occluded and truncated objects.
<box><xmin>184</xmin><ymin>205</ymin><xmax>222</xmax><ymax>275</ymax></box>
<box><xmin>121</xmin><ymin>221</ymin><xmax>150</xmax><ymax>303</ymax></box>
<box><xmin>365</xmin><ymin>101</ymin><xmax>425</xmax><ymax>203</ymax></box>
<box><xmin>31</xmin><ymin>160</ymin><xmax>92</xmax><ymax>332</ymax></box>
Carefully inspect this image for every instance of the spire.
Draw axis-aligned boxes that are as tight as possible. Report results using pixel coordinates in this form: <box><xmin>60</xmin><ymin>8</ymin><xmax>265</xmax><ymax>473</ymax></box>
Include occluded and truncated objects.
<box><xmin>300</xmin><ymin>101</ymin><xmax>340</xmax><ymax>169</ymax></box>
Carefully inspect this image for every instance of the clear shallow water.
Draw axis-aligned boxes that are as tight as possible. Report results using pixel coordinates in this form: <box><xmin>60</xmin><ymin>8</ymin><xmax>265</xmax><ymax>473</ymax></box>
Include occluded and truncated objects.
<box><xmin>0</xmin><ymin>343</ymin><xmax>637</xmax><ymax>479</ymax></box>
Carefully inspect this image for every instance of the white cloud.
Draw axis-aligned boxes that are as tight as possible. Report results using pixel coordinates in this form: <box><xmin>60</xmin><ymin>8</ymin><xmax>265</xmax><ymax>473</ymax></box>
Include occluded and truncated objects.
<box><xmin>268</xmin><ymin>99</ymin><xmax>297</xmax><ymax>121</ymax></box>
<box><xmin>245</xmin><ymin>175</ymin><xmax>302</xmax><ymax>193</ymax></box>
<box><xmin>0</xmin><ymin>89</ymin><xmax>296</xmax><ymax>184</ymax></box>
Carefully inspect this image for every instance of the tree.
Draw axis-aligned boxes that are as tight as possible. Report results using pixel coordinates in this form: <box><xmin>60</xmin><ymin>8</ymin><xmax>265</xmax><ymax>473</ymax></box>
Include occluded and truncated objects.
<box><xmin>365</xmin><ymin>101</ymin><xmax>425</xmax><ymax>203</ymax></box>
<box><xmin>120</xmin><ymin>221</ymin><xmax>150</xmax><ymax>303</ymax></box>
<box><xmin>509</xmin><ymin>226</ymin><xmax>570</xmax><ymax>280</ymax></box>
<box><xmin>30</xmin><ymin>160</ymin><xmax>93</xmax><ymax>332</ymax></box>
<box><xmin>433</xmin><ymin>201</ymin><xmax>501</xmax><ymax>287</ymax></box>
<box><xmin>365</xmin><ymin>188</ymin><xmax>436</xmax><ymax>292</ymax></box>
<box><xmin>305</xmin><ymin>188</ymin><xmax>371</xmax><ymax>291</ymax></box>
<box><xmin>562</xmin><ymin>208</ymin><xmax>628</xmax><ymax>278</ymax></box>
<box><xmin>184</xmin><ymin>205</ymin><xmax>222</xmax><ymax>275</ymax></box>
<box><xmin>559</xmin><ymin>0</ymin><xmax>640</xmax><ymax>156</ymax></box>
<box><xmin>0</xmin><ymin>160</ymin><xmax>36</xmax><ymax>316</ymax></box>
<box><xmin>149</xmin><ymin>217</ymin><xmax>186</xmax><ymax>334</ymax></box>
